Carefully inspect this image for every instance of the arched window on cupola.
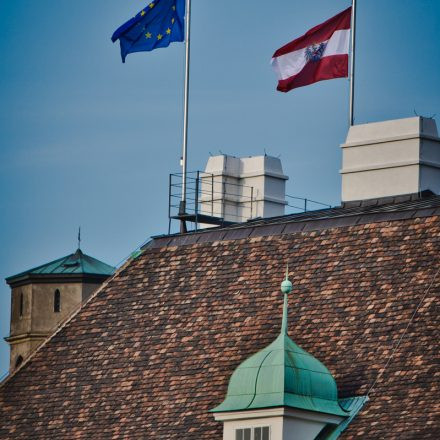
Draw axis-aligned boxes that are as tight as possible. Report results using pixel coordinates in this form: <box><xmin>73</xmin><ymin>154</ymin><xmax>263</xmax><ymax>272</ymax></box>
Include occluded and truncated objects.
<box><xmin>54</xmin><ymin>289</ymin><xmax>61</xmax><ymax>313</ymax></box>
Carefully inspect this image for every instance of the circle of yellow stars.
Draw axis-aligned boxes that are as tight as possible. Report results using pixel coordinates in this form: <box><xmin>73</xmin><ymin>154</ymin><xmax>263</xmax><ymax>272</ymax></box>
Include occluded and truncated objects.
<box><xmin>142</xmin><ymin>3</ymin><xmax>177</xmax><ymax>41</ymax></box>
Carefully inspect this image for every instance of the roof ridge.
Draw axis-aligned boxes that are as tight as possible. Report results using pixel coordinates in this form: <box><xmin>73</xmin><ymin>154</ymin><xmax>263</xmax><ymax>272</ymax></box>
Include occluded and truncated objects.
<box><xmin>148</xmin><ymin>195</ymin><xmax>440</xmax><ymax>249</ymax></box>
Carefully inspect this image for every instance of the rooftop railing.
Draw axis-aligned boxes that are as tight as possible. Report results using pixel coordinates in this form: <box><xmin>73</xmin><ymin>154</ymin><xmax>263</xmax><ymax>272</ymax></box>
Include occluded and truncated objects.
<box><xmin>169</xmin><ymin>171</ymin><xmax>331</xmax><ymax>233</ymax></box>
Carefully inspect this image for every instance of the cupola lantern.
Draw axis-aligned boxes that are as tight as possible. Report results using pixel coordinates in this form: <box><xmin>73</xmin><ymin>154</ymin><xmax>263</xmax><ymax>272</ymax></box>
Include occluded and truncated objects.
<box><xmin>210</xmin><ymin>269</ymin><xmax>368</xmax><ymax>440</ymax></box>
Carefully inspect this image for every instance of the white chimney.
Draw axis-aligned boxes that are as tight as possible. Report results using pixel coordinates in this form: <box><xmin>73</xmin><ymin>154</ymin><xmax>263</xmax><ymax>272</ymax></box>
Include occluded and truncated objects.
<box><xmin>200</xmin><ymin>155</ymin><xmax>288</xmax><ymax>223</ymax></box>
<box><xmin>340</xmin><ymin>117</ymin><xmax>440</xmax><ymax>202</ymax></box>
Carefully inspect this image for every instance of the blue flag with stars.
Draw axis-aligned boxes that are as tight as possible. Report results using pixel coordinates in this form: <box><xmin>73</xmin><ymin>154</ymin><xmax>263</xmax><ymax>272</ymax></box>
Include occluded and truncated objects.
<box><xmin>112</xmin><ymin>0</ymin><xmax>185</xmax><ymax>63</ymax></box>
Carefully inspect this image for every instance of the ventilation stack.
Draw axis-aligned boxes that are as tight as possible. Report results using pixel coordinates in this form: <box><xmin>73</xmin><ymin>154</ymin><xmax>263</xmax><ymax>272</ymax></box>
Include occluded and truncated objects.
<box><xmin>340</xmin><ymin>117</ymin><xmax>440</xmax><ymax>203</ymax></box>
<box><xmin>200</xmin><ymin>155</ymin><xmax>288</xmax><ymax>224</ymax></box>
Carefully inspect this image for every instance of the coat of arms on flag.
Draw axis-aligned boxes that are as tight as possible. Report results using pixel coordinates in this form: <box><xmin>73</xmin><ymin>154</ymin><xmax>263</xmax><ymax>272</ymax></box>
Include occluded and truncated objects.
<box><xmin>271</xmin><ymin>7</ymin><xmax>352</xmax><ymax>92</ymax></box>
<box><xmin>305</xmin><ymin>42</ymin><xmax>327</xmax><ymax>62</ymax></box>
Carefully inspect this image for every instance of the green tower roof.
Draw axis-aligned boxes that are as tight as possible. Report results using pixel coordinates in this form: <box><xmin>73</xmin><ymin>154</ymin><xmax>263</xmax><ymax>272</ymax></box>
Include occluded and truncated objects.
<box><xmin>6</xmin><ymin>249</ymin><xmax>115</xmax><ymax>284</ymax></box>
<box><xmin>211</xmin><ymin>271</ymin><xmax>347</xmax><ymax>417</ymax></box>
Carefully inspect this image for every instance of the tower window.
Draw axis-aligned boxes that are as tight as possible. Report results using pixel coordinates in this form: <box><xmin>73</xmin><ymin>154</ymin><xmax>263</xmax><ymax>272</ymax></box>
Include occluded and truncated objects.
<box><xmin>15</xmin><ymin>355</ymin><xmax>23</xmax><ymax>368</ymax></box>
<box><xmin>19</xmin><ymin>293</ymin><xmax>24</xmax><ymax>317</ymax></box>
<box><xmin>54</xmin><ymin>289</ymin><xmax>61</xmax><ymax>313</ymax></box>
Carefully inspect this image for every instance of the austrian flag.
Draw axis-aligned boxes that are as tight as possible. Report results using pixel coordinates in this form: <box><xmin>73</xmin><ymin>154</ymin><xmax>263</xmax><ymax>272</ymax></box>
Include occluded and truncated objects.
<box><xmin>271</xmin><ymin>7</ymin><xmax>352</xmax><ymax>92</ymax></box>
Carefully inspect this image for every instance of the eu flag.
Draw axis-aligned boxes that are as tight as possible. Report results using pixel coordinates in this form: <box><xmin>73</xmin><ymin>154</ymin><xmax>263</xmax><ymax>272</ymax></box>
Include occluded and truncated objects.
<box><xmin>112</xmin><ymin>0</ymin><xmax>185</xmax><ymax>63</ymax></box>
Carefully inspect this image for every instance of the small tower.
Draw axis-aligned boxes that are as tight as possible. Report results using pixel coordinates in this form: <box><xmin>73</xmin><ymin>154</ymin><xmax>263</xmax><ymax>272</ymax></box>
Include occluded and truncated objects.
<box><xmin>5</xmin><ymin>248</ymin><xmax>114</xmax><ymax>372</ymax></box>
<box><xmin>211</xmin><ymin>270</ymin><xmax>367</xmax><ymax>440</ymax></box>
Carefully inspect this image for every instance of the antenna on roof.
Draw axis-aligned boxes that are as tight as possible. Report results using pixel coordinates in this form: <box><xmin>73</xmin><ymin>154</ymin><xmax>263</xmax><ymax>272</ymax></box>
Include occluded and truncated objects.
<box><xmin>77</xmin><ymin>227</ymin><xmax>81</xmax><ymax>250</ymax></box>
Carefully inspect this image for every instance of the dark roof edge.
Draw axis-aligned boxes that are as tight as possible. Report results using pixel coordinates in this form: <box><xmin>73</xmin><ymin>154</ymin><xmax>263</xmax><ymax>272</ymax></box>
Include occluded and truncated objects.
<box><xmin>340</xmin><ymin>190</ymin><xmax>435</xmax><ymax>208</ymax></box>
<box><xmin>145</xmin><ymin>194</ymin><xmax>440</xmax><ymax>250</ymax></box>
<box><xmin>6</xmin><ymin>273</ymin><xmax>112</xmax><ymax>288</ymax></box>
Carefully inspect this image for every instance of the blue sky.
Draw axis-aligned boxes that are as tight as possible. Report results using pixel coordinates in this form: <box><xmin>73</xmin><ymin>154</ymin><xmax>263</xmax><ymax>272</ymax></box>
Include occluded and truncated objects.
<box><xmin>0</xmin><ymin>0</ymin><xmax>439</xmax><ymax>377</ymax></box>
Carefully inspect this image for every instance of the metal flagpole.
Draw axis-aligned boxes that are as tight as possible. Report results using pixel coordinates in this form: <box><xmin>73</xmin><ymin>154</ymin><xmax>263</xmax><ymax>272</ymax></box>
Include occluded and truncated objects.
<box><xmin>180</xmin><ymin>0</ymin><xmax>191</xmax><ymax>230</ymax></box>
<box><xmin>349</xmin><ymin>0</ymin><xmax>357</xmax><ymax>126</ymax></box>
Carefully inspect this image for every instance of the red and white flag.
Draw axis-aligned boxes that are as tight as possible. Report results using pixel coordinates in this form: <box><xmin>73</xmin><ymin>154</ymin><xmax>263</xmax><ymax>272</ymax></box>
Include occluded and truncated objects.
<box><xmin>271</xmin><ymin>7</ymin><xmax>351</xmax><ymax>93</ymax></box>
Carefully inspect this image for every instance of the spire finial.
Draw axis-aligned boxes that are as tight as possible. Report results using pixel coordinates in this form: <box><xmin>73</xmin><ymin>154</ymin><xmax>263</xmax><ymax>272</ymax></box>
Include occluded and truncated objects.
<box><xmin>77</xmin><ymin>226</ymin><xmax>81</xmax><ymax>250</ymax></box>
<box><xmin>280</xmin><ymin>265</ymin><xmax>293</xmax><ymax>334</ymax></box>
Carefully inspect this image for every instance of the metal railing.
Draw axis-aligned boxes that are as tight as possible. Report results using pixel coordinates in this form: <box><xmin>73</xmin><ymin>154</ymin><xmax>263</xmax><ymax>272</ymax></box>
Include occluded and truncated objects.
<box><xmin>169</xmin><ymin>171</ymin><xmax>257</xmax><ymax>231</ymax></box>
<box><xmin>168</xmin><ymin>171</ymin><xmax>332</xmax><ymax>232</ymax></box>
<box><xmin>285</xmin><ymin>195</ymin><xmax>332</xmax><ymax>213</ymax></box>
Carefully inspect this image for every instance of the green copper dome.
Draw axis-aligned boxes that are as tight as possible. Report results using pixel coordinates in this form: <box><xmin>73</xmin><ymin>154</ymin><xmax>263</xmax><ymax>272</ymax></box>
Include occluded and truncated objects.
<box><xmin>211</xmin><ymin>273</ymin><xmax>347</xmax><ymax>417</ymax></box>
<box><xmin>6</xmin><ymin>249</ymin><xmax>115</xmax><ymax>285</ymax></box>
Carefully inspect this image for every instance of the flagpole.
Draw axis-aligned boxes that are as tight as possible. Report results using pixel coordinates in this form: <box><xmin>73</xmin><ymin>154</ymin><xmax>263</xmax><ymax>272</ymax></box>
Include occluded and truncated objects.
<box><xmin>349</xmin><ymin>0</ymin><xmax>357</xmax><ymax>126</ymax></box>
<box><xmin>180</xmin><ymin>0</ymin><xmax>191</xmax><ymax>229</ymax></box>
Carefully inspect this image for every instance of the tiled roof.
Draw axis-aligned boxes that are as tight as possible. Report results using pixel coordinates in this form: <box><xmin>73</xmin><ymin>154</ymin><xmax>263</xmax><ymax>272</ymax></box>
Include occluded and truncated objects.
<box><xmin>6</xmin><ymin>249</ymin><xmax>115</xmax><ymax>285</ymax></box>
<box><xmin>0</xmin><ymin>195</ymin><xmax>439</xmax><ymax>439</ymax></box>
